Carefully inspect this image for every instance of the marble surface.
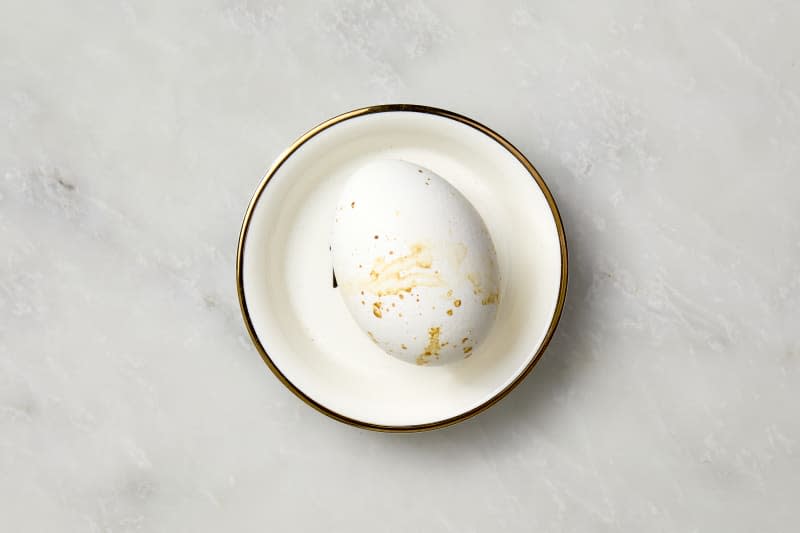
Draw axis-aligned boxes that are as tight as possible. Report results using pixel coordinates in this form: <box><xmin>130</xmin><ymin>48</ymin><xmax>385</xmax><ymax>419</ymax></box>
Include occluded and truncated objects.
<box><xmin>2</xmin><ymin>0</ymin><xmax>799</xmax><ymax>531</ymax></box>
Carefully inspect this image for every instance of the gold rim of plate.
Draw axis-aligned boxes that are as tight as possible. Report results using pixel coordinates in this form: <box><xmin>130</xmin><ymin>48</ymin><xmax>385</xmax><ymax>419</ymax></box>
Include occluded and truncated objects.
<box><xmin>236</xmin><ymin>104</ymin><xmax>569</xmax><ymax>432</ymax></box>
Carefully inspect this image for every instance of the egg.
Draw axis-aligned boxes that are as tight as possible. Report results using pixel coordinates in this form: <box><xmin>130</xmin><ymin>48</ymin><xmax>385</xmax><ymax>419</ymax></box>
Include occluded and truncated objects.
<box><xmin>331</xmin><ymin>159</ymin><xmax>500</xmax><ymax>366</ymax></box>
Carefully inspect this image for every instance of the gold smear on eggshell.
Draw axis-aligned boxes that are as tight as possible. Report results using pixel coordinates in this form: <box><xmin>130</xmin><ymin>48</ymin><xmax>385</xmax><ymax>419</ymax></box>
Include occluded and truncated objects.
<box><xmin>452</xmin><ymin>243</ymin><xmax>467</xmax><ymax>266</ymax></box>
<box><xmin>372</xmin><ymin>301</ymin><xmax>382</xmax><ymax>318</ymax></box>
<box><xmin>467</xmin><ymin>272</ymin><xmax>482</xmax><ymax>294</ymax></box>
<box><xmin>364</xmin><ymin>243</ymin><xmax>441</xmax><ymax>297</ymax></box>
<box><xmin>481</xmin><ymin>292</ymin><xmax>500</xmax><ymax>305</ymax></box>
<box><xmin>416</xmin><ymin>326</ymin><xmax>442</xmax><ymax>366</ymax></box>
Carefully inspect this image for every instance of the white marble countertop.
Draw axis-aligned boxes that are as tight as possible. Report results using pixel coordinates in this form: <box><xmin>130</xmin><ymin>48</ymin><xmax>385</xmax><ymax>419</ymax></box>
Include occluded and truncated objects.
<box><xmin>2</xmin><ymin>1</ymin><xmax>799</xmax><ymax>531</ymax></box>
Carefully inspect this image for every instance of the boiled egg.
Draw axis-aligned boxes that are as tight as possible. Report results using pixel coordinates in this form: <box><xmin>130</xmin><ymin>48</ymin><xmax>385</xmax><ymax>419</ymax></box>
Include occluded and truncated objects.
<box><xmin>331</xmin><ymin>159</ymin><xmax>499</xmax><ymax>366</ymax></box>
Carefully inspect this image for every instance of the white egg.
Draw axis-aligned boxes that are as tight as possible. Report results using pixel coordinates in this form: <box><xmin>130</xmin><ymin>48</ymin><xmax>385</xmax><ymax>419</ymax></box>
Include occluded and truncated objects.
<box><xmin>331</xmin><ymin>159</ymin><xmax>500</xmax><ymax>366</ymax></box>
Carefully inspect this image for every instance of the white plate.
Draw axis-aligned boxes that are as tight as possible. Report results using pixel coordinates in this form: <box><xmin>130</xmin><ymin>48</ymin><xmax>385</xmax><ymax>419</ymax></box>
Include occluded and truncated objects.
<box><xmin>237</xmin><ymin>105</ymin><xmax>567</xmax><ymax>431</ymax></box>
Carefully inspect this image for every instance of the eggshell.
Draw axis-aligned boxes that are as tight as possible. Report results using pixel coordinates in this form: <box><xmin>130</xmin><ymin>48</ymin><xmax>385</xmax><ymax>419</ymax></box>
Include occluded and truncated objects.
<box><xmin>331</xmin><ymin>159</ymin><xmax>500</xmax><ymax>366</ymax></box>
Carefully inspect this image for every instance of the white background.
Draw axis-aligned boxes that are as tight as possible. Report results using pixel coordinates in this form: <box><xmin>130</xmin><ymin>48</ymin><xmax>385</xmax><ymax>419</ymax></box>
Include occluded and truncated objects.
<box><xmin>1</xmin><ymin>1</ymin><xmax>798</xmax><ymax>531</ymax></box>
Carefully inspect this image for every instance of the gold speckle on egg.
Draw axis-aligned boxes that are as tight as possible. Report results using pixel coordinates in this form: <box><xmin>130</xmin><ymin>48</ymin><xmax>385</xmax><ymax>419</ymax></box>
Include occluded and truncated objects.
<box><xmin>446</xmin><ymin>289</ymin><xmax>453</xmax><ymax>297</ymax></box>
<box><xmin>463</xmin><ymin>346</ymin><xmax>473</xmax><ymax>358</ymax></box>
<box><xmin>446</xmin><ymin>309</ymin><xmax>453</xmax><ymax>316</ymax></box>
<box><xmin>374</xmin><ymin>235</ymin><xmax>379</xmax><ymax>239</ymax></box>
<box><xmin>399</xmin><ymin>293</ymin><xmax>404</xmax><ymax>300</ymax></box>
<box><xmin>454</xmin><ymin>299</ymin><xmax>462</xmax><ymax>308</ymax></box>
<box><xmin>461</xmin><ymin>337</ymin><xmax>468</xmax><ymax>344</ymax></box>
<box><xmin>351</xmin><ymin>201</ymin><xmax>355</xmax><ymax>208</ymax></box>
<box><xmin>401</xmin><ymin>344</ymin><xmax>407</xmax><ymax>350</ymax></box>
<box><xmin>372</xmin><ymin>301</ymin><xmax>383</xmax><ymax>318</ymax></box>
